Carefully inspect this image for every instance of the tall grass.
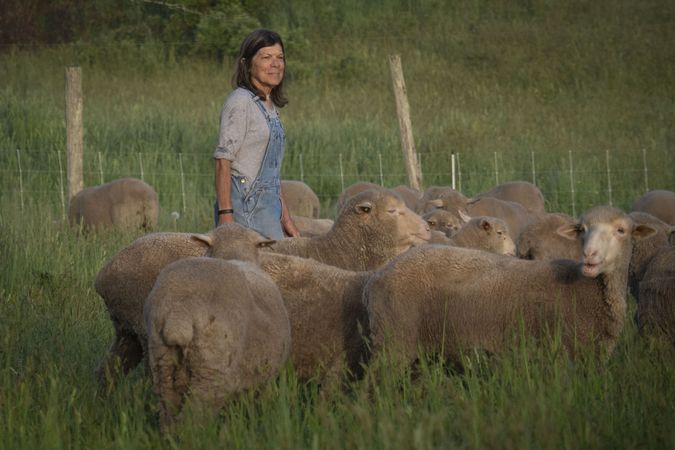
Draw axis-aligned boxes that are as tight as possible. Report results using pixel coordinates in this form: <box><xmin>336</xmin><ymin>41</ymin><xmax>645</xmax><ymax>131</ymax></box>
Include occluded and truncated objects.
<box><xmin>0</xmin><ymin>0</ymin><xmax>674</xmax><ymax>448</ymax></box>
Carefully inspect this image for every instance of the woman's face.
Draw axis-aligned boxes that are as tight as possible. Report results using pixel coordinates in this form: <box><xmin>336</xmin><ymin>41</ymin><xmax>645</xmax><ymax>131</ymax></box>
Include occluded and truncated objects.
<box><xmin>249</xmin><ymin>43</ymin><xmax>285</xmax><ymax>94</ymax></box>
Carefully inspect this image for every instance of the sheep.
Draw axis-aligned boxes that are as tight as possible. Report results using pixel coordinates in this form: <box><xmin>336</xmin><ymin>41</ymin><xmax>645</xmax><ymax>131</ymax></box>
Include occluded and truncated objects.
<box><xmin>392</xmin><ymin>185</ymin><xmax>423</xmax><ymax>211</ymax></box>
<box><xmin>448</xmin><ymin>214</ymin><xmax>516</xmax><ymax>256</ymax></box>
<box><xmin>68</xmin><ymin>177</ymin><xmax>158</xmax><ymax>231</ymax></box>
<box><xmin>471</xmin><ymin>181</ymin><xmax>546</xmax><ymax>214</ymax></box>
<box><xmin>631</xmin><ymin>189</ymin><xmax>675</xmax><ymax>225</ymax></box>
<box><xmin>93</xmin><ymin>223</ymin><xmax>275</xmax><ymax>386</ymax></box>
<box><xmin>365</xmin><ymin>206</ymin><xmax>656</xmax><ymax>370</ymax></box>
<box><xmin>464</xmin><ymin>196</ymin><xmax>538</xmax><ymax>240</ymax></box>
<box><xmin>416</xmin><ymin>185</ymin><xmax>469</xmax><ymax>215</ymax></box>
<box><xmin>267</xmin><ymin>189</ymin><xmax>431</xmax><ymax>271</ymax></box>
<box><xmin>516</xmin><ymin>212</ymin><xmax>582</xmax><ymax>261</ymax></box>
<box><xmin>422</xmin><ymin>209</ymin><xmax>463</xmax><ymax>237</ymax></box>
<box><xmin>636</xmin><ymin>242</ymin><xmax>675</xmax><ymax>345</ymax></box>
<box><xmin>145</xmin><ymin>256</ymin><xmax>290</xmax><ymax>426</ymax></box>
<box><xmin>627</xmin><ymin>212</ymin><xmax>672</xmax><ymax>302</ymax></box>
<box><xmin>291</xmin><ymin>215</ymin><xmax>334</xmax><ymax>237</ymax></box>
<box><xmin>281</xmin><ymin>179</ymin><xmax>321</xmax><ymax>219</ymax></box>
<box><xmin>259</xmin><ymin>252</ymin><xmax>372</xmax><ymax>382</ymax></box>
<box><xmin>335</xmin><ymin>181</ymin><xmax>383</xmax><ymax>214</ymax></box>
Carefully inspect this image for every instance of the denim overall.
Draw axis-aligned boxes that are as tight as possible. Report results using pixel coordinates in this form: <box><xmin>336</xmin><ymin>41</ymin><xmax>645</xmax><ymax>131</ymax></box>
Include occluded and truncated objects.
<box><xmin>215</xmin><ymin>92</ymin><xmax>285</xmax><ymax>239</ymax></box>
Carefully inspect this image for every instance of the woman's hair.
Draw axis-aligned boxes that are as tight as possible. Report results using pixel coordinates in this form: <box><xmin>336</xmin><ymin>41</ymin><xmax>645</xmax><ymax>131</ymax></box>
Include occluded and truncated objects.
<box><xmin>233</xmin><ymin>29</ymin><xmax>288</xmax><ymax>108</ymax></box>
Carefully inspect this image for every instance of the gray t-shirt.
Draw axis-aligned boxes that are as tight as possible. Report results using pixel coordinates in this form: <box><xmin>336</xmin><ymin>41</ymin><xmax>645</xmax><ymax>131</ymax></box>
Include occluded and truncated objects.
<box><xmin>213</xmin><ymin>87</ymin><xmax>279</xmax><ymax>183</ymax></box>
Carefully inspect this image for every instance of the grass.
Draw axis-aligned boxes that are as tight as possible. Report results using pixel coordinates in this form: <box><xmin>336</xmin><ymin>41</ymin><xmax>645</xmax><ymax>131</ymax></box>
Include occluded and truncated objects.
<box><xmin>0</xmin><ymin>0</ymin><xmax>674</xmax><ymax>448</ymax></box>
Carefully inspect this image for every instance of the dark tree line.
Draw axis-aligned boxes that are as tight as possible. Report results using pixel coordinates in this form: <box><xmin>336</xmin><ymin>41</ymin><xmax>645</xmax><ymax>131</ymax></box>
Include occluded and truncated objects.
<box><xmin>0</xmin><ymin>0</ymin><xmax>274</xmax><ymax>60</ymax></box>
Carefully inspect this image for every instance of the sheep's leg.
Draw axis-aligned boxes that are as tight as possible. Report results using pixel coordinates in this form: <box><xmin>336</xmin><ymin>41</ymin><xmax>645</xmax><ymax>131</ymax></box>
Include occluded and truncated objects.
<box><xmin>95</xmin><ymin>328</ymin><xmax>144</xmax><ymax>388</ymax></box>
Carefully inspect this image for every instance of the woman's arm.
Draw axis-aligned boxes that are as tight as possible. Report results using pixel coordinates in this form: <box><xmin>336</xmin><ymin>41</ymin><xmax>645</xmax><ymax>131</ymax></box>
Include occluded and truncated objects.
<box><xmin>215</xmin><ymin>158</ymin><xmax>235</xmax><ymax>226</ymax></box>
<box><xmin>280</xmin><ymin>193</ymin><xmax>300</xmax><ymax>237</ymax></box>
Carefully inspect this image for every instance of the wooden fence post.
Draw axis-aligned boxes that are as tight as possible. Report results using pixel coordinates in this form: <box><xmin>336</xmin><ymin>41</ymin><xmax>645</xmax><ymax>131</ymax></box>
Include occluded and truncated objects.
<box><xmin>388</xmin><ymin>54</ymin><xmax>422</xmax><ymax>191</ymax></box>
<box><xmin>65</xmin><ymin>66</ymin><xmax>83</xmax><ymax>202</ymax></box>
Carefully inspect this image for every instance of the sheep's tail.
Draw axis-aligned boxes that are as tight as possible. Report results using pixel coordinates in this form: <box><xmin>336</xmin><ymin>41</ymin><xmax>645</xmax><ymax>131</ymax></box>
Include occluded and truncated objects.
<box><xmin>151</xmin><ymin>314</ymin><xmax>194</xmax><ymax>425</ymax></box>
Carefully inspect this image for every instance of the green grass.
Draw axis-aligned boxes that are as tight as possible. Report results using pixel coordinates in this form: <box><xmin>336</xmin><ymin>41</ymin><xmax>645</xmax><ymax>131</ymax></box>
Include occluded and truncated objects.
<box><xmin>0</xmin><ymin>0</ymin><xmax>674</xmax><ymax>448</ymax></box>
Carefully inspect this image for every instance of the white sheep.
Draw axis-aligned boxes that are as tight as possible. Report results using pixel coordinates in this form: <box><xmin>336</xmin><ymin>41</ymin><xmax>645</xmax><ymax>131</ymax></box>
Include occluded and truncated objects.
<box><xmin>636</xmin><ymin>241</ymin><xmax>675</xmax><ymax>345</ymax></box>
<box><xmin>464</xmin><ymin>196</ymin><xmax>538</xmax><ymax>240</ymax></box>
<box><xmin>516</xmin><ymin>212</ymin><xmax>582</xmax><ymax>261</ymax></box>
<box><xmin>145</xmin><ymin>256</ymin><xmax>290</xmax><ymax>426</ymax></box>
<box><xmin>281</xmin><ymin>179</ymin><xmax>321</xmax><ymax>219</ymax></box>
<box><xmin>365</xmin><ymin>206</ymin><xmax>656</xmax><ymax>369</ymax></box>
<box><xmin>631</xmin><ymin>189</ymin><xmax>675</xmax><ymax>225</ymax></box>
<box><xmin>422</xmin><ymin>209</ymin><xmax>463</xmax><ymax>237</ymax></box>
<box><xmin>471</xmin><ymin>181</ymin><xmax>546</xmax><ymax>214</ymax></box>
<box><xmin>392</xmin><ymin>185</ymin><xmax>423</xmax><ymax>211</ymax></box>
<box><xmin>627</xmin><ymin>211</ymin><xmax>672</xmax><ymax>302</ymax></box>
<box><xmin>93</xmin><ymin>223</ymin><xmax>275</xmax><ymax>386</ymax></box>
<box><xmin>68</xmin><ymin>177</ymin><xmax>158</xmax><ymax>231</ymax></box>
<box><xmin>259</xmin><ymin>252</ymin><xmax>371</xmax><ymax>382</ymax></box>
<box><xmin>291</xmin><ymin>215</ymin><xmax>334</xmax><ymax>237</ymax></box>
<box><xmin>416</xmin><ymin>185</ymin><xmax>469</xmax><ymax>215</ymax></box>
<box><xmin>335</xmin><ymin>181</ymin><xmax>383</xmax><ymax>214</ymax></box>
<box><xmin>267</xmin><ymin>189</ymin><xmax>431</xmax><ymax>271</ymax></box>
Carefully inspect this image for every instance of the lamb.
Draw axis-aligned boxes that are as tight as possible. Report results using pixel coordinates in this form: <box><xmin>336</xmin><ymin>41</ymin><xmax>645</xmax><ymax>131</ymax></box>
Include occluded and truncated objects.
<box><xmin>365</xmin><ymin>206</ymin><xmax>656</xmax><ymax>369</ymax></box>
<box><xmin>145</xmin><ymin>256</ymin><xmax>290</xmax><ymax>426</ymax></box>
<box><xmin>631</xmin><ymin>189</ymin><xmax>675</xmax><ymax>225</ymax></box>
<box><xmin>259</xmin><ymin>252</ymin><xmax>371</xmax><ymax>382</ymax></box>
<box><xmin>68</xmin><ymin>177</ymin><xmax>159</xmax><ymax>231</ymax></box>
<box><xmin>416</xmin><ymin>185</ymin><xmax>469</xmax><ymax>215</ymax></box>
<box><xmin>93</xmin><ymin>223</ymin><xmax>275</xmax><ymax>386</ymax></box>
<box><xmin>281</xmin><ymin>179</ymin><xmax>321</xmax><ymax>218</ymax></box>
<box><xmin>267</xmin><ymin>189</ymin><xmax>431</xmax><ymax>271</ymax></box>
<box><xmin>636</xmin><ymin>242</ymin><xmax>675</xmax><ymax>345</ymax></box>
<box><xmin>471</xmin><ymin>181</ymin><xmax>546</xmax><ymax>214</ymax></box>
<box><xmin>516</xmin><ymin>212</ymin><xmax>583</xmax><ymax>261</ymax></box>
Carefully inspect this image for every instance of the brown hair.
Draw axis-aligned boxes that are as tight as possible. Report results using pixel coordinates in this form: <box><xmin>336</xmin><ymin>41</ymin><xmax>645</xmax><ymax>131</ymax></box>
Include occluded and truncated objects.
<box><xmin>232</xmin><ymin>29</ymin><xmax>288</xmax><ymax>108</ymax></box>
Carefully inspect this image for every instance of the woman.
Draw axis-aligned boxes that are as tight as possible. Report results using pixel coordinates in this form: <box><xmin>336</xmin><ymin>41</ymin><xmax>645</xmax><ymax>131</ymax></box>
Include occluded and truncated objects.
<box><xmin>213</xmin><ymin>29</ymin><xmax>299</xmax><ymax>239</ymax></box>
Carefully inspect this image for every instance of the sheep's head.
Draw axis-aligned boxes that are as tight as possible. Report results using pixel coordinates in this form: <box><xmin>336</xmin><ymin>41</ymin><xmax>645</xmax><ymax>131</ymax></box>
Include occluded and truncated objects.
<box><xmin>422</xmin><ymin>209</ymin><xmax>463</xmax><ymax>237</ymax></box>
<box><xmin>191</xmin><ymin>223</ymin><xmax>275</xmax><ymax>264</ymax></box>
<box><xmin>557</xmin><ymin>206</ymin><xmax>656</xmax><ymax>278</ymax></box>
<box><xmin>339</xmin><ymin>189</ymin><xmax>431</xmax><ymax>252</ymax></box>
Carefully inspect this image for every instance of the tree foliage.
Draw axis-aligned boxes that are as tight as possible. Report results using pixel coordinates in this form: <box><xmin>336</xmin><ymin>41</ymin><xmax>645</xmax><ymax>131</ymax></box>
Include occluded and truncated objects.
<box><xmin>0</xmin><ymin>0</ymin><xmax>262</xmax><ymax>61</ymax></box>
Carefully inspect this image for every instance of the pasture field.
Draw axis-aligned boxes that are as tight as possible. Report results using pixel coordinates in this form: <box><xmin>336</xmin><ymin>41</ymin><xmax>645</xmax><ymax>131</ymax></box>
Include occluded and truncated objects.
<box><xmin>1</xmin><ymin>0</ymin><xmax>674</xmax><ymax>448</ymax></box>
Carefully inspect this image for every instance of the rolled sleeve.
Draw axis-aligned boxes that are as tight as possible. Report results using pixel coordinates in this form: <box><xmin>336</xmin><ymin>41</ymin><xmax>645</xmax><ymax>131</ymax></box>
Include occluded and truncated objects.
<box><xmin>213</xmin><ymin>93</ymin><xmax>249</xmax><ymax>160</ymax></box>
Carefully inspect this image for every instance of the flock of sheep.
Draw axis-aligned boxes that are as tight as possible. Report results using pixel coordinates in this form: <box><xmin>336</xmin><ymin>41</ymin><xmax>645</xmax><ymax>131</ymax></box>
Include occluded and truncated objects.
<box><xmin>78</xmin><ymin>177</ymin><xmax>675</xmax><ymax>428</ymax></box>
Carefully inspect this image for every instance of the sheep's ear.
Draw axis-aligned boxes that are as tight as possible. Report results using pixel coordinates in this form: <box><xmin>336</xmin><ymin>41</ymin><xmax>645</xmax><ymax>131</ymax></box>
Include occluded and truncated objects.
<box><xmin>355</xmin><ymin>201</ymin><xmax>373</xmax><ymax>214</ymax></box>
<box><xmin>256</xmin><ymin>239</ymin><xmax>276</xmax><ymax>248</ymax></box>
<box><xmin>632</xmin><ymin>224</ymin><xmax>657</xmax><ymax>241</ymax></box>
<box><xmin>557</xmin><ymin>223</ymin><xmax>579</xmax><ymax>241</ymax></box>
<box><xmin>669</xmin><ymin>226</ymin><xmax>675</xmax><ymax>246</ymax></box>
<box><xmin>480</xmin><ymin>219</ymin><xmax>492</xmax><ymax>232</ymax></box>
<box><xmin>458</xmin><ymin>210</ymin><xmax>472</xmax><ymax>223</ymax></box>
<box><xmin>428</xmin><ymin>199</ymin><xmax>444</xmax><ymax>208</ymax></box>
<box><xmin>191</xmin><ymin>233</ymin><xmax>213</xmax><ymax>247</ymax></box>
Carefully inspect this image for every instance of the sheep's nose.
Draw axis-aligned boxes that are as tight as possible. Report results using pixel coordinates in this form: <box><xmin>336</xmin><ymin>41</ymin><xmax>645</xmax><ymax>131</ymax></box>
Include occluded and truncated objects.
<box><xmin>584</xmin><ymin>248</ymin><xmax>598</xmax><ymax>259</ymax></box>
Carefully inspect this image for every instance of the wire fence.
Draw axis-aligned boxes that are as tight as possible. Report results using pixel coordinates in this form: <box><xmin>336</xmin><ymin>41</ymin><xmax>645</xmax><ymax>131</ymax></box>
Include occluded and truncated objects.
<box><xmin>1</xmin><ymin>146</ymin><xmax>673</xmax><ymax>220</ymax></box>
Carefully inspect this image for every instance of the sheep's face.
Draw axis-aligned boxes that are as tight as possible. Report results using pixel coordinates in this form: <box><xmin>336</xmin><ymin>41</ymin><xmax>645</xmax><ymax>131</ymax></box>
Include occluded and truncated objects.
<box><xmin>558</xmin><ymin>207</ymin><xmax>656</xmax><ymax>278</ymax></box>
<box><xmin>423</xmin><ymin>210</ymin><xmax>463</xmax><ymax>237</ymax></box>
<box><xmin>192</xmin><ymin>223</ymin><xmax>275</xmax><ymax>264</ymax></box>
<box><xmin>344</xmin><ymin>190</ymin><xmax>431</xmax><ymax>251</ymax></box>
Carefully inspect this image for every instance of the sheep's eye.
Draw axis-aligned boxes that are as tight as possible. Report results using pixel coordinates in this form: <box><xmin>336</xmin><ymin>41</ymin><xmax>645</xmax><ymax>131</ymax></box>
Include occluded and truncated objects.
<box><xmin>617</xmin><ymin>227</ymin><xmax>625</xmax><ymax>235</ymax></box>
<box><xmin>428</xmin><ymin>220</ymin><xmax>436</xmax><ymax>226</ymax></box>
